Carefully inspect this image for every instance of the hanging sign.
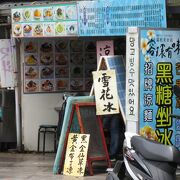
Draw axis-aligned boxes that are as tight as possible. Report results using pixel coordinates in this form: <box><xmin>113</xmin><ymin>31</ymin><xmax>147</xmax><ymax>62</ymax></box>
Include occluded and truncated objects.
<box><xmin>96</xmin><ymin>40</ymin><xmax>114</xmax><ymax>64</ymax></box>
<box><xmin>63</xmin><ymin>133</ymin><xmax>90</xmax><ymax>177</ymax></box>
<box><xmin>92</xmin><ymin>69</ymin><xmax>119</xmax><ymax>115</ymax></box>
<box><xmin>0</xmin><ymin>39</ymin><xmax>15</xmax><ymax>88</ymax></box>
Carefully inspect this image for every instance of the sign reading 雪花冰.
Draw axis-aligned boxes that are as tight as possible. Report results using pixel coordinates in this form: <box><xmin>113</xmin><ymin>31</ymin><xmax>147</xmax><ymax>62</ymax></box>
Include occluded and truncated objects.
<box><xmin>63</xmin><ymin>133</ymin><xmax>90</xmax><ymax>177</ymax></box>
<box><xmin>0</xmin><ymin>39</ymin><xmax>15</xmax><ymax>88</ymax></box>
<box><xmin>139</xmin><ymin>28</ymin><xmax>180</xmax><ymax>149</ymax></box>
<box><xmin>77</xmin><ymin>0</ymin><xmax>166</xmax><ymax>36</ymax></box>
<box><xmin>93</xmin><ymin>69</ymin><xmax>119</xmax><ymax>115</ymax></box>
<box><xmin>96</xmin><ymin>41</ymin><xmax>114</xmax><ymax>64</ymax></box>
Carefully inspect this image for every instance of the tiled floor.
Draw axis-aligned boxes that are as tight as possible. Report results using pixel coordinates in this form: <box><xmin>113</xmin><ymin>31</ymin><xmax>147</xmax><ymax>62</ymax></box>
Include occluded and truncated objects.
<box><xmin>0</xmin><ymin>152</ymin><xmax>107</xmax><ymax>180</ymax></box>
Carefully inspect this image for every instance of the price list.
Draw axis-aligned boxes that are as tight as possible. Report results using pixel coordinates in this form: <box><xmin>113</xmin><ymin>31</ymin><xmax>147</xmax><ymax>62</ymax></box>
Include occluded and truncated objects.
<box><xmin>78</xmin><ymin>0</ymin><xmax>167</xmax><ymax>36</ymax></box>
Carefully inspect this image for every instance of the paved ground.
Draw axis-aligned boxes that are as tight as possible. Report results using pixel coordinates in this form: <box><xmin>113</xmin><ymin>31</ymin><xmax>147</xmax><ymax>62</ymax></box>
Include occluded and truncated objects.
<box><xmin>0</xmin><ymin>152</ymin><xmax>180</xmax><ymax>180</ymax></box>
<box><xmin>0</xmin><ymin>152</ymin><xmax>108</xmax><ymax>180</ymax></box>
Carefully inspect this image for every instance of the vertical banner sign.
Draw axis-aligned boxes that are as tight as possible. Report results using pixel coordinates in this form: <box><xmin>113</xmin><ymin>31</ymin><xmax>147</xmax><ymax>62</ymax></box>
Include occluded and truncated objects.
<box><xmin>139</xmin><ymin>29</ymin><xmax>180</xmax><ymax>149</ymax></box>
<box><xmin>126</xmin><ymin>28</ymin><xmax>139</xmax><ymax>132</ymax></box>
<box><xmin>63</xmin><ymin>133</ymin><xmax>90</xmax><ymax>177</ymax></box>
<box><xmin>77</xmin><ymin>0</ymin><xmax>166</xmax><ymax>36</ymax></box>
<box><xmin>0</xmin><ymin>39</ymin><xmax>15</xmax><ymax>88</ymax></box>
<box><xmin>92</xmin><ymin>70</ymin><xmax>119</xmax><ymax>115</ymax></box>
<box><xmin>96</xmin><ymin>41</ymin><xmax>114</xmax><ymax>64</ymax></box>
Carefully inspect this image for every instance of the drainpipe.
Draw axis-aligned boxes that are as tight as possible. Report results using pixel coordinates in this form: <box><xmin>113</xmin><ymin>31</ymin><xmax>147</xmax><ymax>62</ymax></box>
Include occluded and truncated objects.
<box><xmin>11</xmin><ymin>38</ymin><xmax>22</xmax><ymax>151</ymax></box>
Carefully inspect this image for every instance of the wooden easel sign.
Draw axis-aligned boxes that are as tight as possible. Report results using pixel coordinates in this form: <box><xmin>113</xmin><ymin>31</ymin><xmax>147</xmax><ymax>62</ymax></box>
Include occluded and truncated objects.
<box><xmin>63</xmin><ymin>133</ymin><xmax>90</xmax><ymax>177</ymax></box>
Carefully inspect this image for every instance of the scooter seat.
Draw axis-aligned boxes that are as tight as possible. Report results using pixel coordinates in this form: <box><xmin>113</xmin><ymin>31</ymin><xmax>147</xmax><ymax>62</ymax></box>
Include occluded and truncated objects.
<box><xmin>131</xmin><ymin>136</ymin><xmax>180</xmax><ymax>164</ymax></box>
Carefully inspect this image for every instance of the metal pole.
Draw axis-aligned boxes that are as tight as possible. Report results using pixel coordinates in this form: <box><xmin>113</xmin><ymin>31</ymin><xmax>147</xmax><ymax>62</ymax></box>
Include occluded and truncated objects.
<box><xmin>15</xmin><ymin>85</ymin><xmax>22</xmax><ymax>151</ymax></box>
<box><xmin>11</xmin><ymin>38</ymin><xmax>22</xmax><ymax>151</ymax></box>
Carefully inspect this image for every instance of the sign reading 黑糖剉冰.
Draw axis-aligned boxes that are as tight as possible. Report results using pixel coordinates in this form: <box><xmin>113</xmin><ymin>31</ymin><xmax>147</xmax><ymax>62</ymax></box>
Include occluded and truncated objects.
<box><xmin>139</xmin><ymin>29</ymin><xmax>180</xmax><ymax>150</ymax></box>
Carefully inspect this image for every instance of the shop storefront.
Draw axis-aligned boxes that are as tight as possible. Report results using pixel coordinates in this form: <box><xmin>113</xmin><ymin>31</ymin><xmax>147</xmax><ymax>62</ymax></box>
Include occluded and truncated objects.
<box><xmin>9</xmin><ymin>0</ymin><xmax>167</xmax><ymax>151</ymax></box>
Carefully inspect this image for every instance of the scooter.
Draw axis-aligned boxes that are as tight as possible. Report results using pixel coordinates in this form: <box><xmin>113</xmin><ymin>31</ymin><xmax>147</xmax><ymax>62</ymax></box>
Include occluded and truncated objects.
<box><xmin>107</xmin><ymin>131</ymin><xmax>180</xmax><ymax>180</ymax></box>
<box><xmin>106</xmin><ymin>86</ymin><xmax>180</xmax><ymax>180</ymax></box>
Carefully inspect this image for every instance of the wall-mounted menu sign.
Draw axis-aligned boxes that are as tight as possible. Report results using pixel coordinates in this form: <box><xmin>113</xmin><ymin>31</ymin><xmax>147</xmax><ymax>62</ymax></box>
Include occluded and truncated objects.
<box><xmin>12</xmin><ymin>0</ymin><xmax>167</xmax><ymax>38</ymax></box>
<box><xmin>11</xmin><ymin>3</ymin><xmax>78</xmax><ymax>38</ymax></box>
<box><xmin>23</xmin><ymin>39</ymin><xmax>96</xmax><ymax>93</ymax></box>
<box><xmin>78</xmin><ymin>0</ymin><xmax>166</xmax><ymax>36</ymax></box>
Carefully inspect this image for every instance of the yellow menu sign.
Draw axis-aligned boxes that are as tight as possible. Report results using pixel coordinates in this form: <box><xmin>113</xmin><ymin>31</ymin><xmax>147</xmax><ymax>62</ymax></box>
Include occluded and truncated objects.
<box><xmin>63</xmin><ymin>133</ymin><xmax>90</xmax><ymax>177</ymax></box>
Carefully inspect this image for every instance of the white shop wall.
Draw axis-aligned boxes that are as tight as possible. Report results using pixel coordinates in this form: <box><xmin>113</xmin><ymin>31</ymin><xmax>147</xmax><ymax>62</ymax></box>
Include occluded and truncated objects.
<box><xmin>22</xmin><ymin>93</ymin><xmax>61</xmax><ymax>151</ymax></box>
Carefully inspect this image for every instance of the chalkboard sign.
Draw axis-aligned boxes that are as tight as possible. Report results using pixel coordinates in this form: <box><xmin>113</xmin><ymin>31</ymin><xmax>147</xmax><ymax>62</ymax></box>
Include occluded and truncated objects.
<box><xmin>53</xmin><ymin>96</ymin><xmax>95</xmax><ymax>174</ymax></box>
<box><xmin>70</xmin><ymin>102</ymin><xmax>111</xmax><ymax>175</ymax></box>
<box><xmin>53</xmin><ymin>99</ymin><xmax>111</xmax><ymax>175</ymax></box>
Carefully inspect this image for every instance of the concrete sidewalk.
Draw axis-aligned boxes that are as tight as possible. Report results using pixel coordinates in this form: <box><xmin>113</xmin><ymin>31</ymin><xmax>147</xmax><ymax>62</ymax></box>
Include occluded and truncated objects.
<box><xmin>0</xmin><ymin>152</ymin><xmax>107</xmax><ymax>180</ymax></box>
<box><xmin>1</xmin><ymin>152</ymin><xmax>179</xmax><ymax>180</ymax></box>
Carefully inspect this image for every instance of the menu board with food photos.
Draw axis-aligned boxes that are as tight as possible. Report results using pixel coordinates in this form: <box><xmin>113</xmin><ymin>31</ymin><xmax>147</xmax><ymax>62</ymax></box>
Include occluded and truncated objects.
<box><xmin>11</xmin><ymin>3</ymin><xmax>78</xmax><ymax>38</ymax></box>
<box><xmin>23</xmin><ymin>39</ymin><xmax>97</xmax><ymax>93</ymax></box>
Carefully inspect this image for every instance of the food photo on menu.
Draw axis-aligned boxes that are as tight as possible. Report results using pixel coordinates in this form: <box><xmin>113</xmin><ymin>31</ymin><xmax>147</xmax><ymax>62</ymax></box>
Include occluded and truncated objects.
<box><xmin>70</xmin><ymin>53</ymin><xmax>83</xmax><ymax>65</ymax></box>
<box><xmin>33</xmin><ymin>9</ymin><xmax>42</xmax><ymax>20</ymax></box>
<box><xmin>12</xmin><ymin>10</ymin><xmax>21</xmax><ymax>22</ymax></box>
<box><xmin>24</xmin><ymin>41</ymin><xmax>37</xmax><ymax>53</ymax></box>
<box><xmin>70</xmin><ymin>79</ymin><xmax>83</xmax><ymax>91</ymax></box>
<box><xmin>40</xmin><ymin>53</ymin><xmax>53</xmax><ymax>65</ymax></box>
<box><xmin>43</xmin><ymin>8</ymin><xmax>53</xmax><ymax>20</ymax></box>
<box><xmin>25</xmin><ymin>80</ymin><xmax>39</xmax><ymax>92</ymax></box>
<box><xmin>55</xmin><ymin>6</ymin><xmax>65</xmax><ymax>20</ymax></box>
<box><xmin>66</xmin><ymin>22</ymin><xmax>78</xmax><ymax>36</ymax></box>
<box><xmin>40</xmin><ymin>42</ymin><xmax>53</xmax><ymax>52</ymax></box>
<box><xmin>70</xmin><ymin>40</ymin><xmax>83</xmax><ymax>52</ymax></box>
<box><xmin>85</xmin><ymin>53</ymin><xmax>97</xmax><ymax>65</ymax></box>
<box><xmin>33</xmin><ymin>24</ymin><xmax>43</xmax><ymax>36</ymax></box>
<box><xmin>55</xmin><ymin>22</ymin><xmax>65</xmax><ymax>36</ymax></box>
<box><xmin>41</xmin><ymin>79</ymin><xmax>54</xmax><ymax>92</ymax></box>
<box><xmin>85</xmin><ymin>41</ymin><xmax>96</xmax><ymax>52</ymax></box>
<box><xmin>55</xmin><ymin>66</ymin><xmax>69</xmax><ymax>78</ymax></box>
<box><xmin>23</xmin><ymin>24</ymin><xmax>32</xmax><ymax>37</ymax></box>
<box><xmin>40</xmin><ymin>66</ymin><xmax>54</xmax><ymax>79</ymax></box>
<box><xmin>25</xmin><ymin>66</ymin><xmax>38</xmax><ymax>79</ymax></box>
<box><xmin>55</xmin><ymin>40</ymin><xmax>68</xmax><ymax>52</ymax></box>
<box><xmin>70</xmin><ymin>65</ymin><xmax>83</xmax><ymax>78</ymax></box>
<box><xmin>25</xmin><ymin>54</ymin><xmax>38</xmax><ymax>66</ymax></box>
<box><xmin>44</xmin><ymin>23</ymin><xmax>54</xmax><ymax>36</ymax></box>
<box><xmin>65</xmin><ymin>5</ymin><xmax>77</xmax><ymax>20</ymax></box>
<box><xmin>22</xmin><ymin>9</ymin><xmax>31</xmax><ymax>21</ymax></box>
<box><xmin>56</xmin><ymin>79</ymin><xmax>69</xmax><ymax>91</ymax></box>
<box><xmin>55</xmin><ymin>53</ymin><xmax>68</xmax><ymax>65</ymax></box>
<box><xmin>13</xmin><ymin>24</ymin><xmax>22</xmax><ymax>37</ymax></box>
